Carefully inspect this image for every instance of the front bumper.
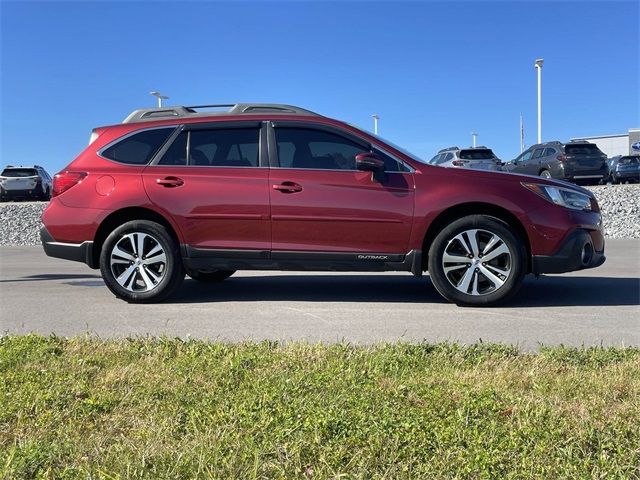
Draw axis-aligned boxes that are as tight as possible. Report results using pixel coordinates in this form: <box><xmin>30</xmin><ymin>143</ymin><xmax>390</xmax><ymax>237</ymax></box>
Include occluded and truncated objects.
<box><xmin>532</xmin><ymin>229</ymin><xmax>605</xmax><ymax>274</ymax></box>
<box><xmin>40</xmin><ymin>226</ymin><xmax>96</xmax><ymax>268</ymax></box>
<box><xmin>612</xmin><ymin>170</ymin><xmax>640</xmax><ymax>182</ymax></box>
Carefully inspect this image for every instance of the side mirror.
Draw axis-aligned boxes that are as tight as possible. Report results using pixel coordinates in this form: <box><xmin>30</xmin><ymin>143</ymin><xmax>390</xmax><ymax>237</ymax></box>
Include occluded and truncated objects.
<box><xmin>355</xmin><ymin>152</ymin><xmax>385</xmax><ymax>172</ymax></box>
<box><xmin>355</xmin><ymin>152</ymin><xmax>386</xmax><ymax>183</ymax></box>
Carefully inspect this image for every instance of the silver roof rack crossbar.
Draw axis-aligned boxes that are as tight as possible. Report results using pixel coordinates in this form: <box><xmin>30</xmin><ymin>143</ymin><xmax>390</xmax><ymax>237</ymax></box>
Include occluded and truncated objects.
<box><xmin>122</xmin><ymin>103</ymin><xmax>320</xmax><ymax>124</ymax></box>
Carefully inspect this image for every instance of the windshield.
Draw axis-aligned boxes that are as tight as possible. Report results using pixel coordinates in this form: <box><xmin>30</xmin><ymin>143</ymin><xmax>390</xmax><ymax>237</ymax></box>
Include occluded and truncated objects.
<box><xmin>459</xmin><ymin>149</ymin><xmax>495</xmax><ymax>160</ymax></box>
<box><xmin>349</xmin><ymin>125</ymin><xmax>428</xmax><ymax>164</ymax></box>
<box><xmin>1</xmin><ymin>168</ymin><xmax>38</xmax><ymax>177</ymax></box>
<box><xmin>619</xmin><ymin>156</ymin><xmax>639</xmax><ymax>165</ymax></box>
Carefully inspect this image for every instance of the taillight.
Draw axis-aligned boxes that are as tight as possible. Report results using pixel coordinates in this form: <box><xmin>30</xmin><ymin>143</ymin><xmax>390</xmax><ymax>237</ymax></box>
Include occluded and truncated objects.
<box><xmin>556</xmin><ymin>154</ymin><xmax>567</xmax><ymax>162</ymax></box>
<box><xmin>52</xmin><ymin>171</ymin><xmax>87</xmax><ymax>197</ymax></box>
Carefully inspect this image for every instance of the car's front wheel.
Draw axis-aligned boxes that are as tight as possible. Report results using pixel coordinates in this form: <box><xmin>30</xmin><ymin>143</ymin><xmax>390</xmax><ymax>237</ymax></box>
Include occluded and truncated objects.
<box><xmin>100</xmin><ymin>220</ymin><xmax>184</xmax><ymax>303</ymax></box>
<box><xmin>428</xmin><ymin>215</ymin><xmax>527</xmax><ymax>307</ymax></box>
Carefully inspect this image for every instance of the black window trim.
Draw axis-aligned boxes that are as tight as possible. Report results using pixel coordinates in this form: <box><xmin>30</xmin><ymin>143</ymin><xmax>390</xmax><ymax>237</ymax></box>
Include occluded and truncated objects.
<box><xmin>267</xmin><ymin>120</ymin><xmax>414</xmax><ymax>173</ymax></box>
<box><xmin>147</xmin><ymin>121</ymin><xmax>268</xmax><ymax>168</ymax></box>
<box><xmin>98</xmin><ymin>126</ymin><xmax>178</xmax><ymax>166</ymax></box>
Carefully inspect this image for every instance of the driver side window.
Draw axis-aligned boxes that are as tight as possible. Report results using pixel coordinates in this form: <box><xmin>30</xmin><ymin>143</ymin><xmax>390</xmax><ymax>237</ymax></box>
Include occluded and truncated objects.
<box><xmin>518</xmin><ymin>150</ymin><xmax>533</xmax><ymax>163</ymax></box>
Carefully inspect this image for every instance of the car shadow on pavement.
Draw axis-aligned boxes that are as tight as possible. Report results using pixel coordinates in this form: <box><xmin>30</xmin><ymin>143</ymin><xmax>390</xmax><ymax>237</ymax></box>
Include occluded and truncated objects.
<box><xmin>505</xmin><ymin>275</ymin><xmax>640</xmax><ymax>308</ymax></box>
<box><xmin>172</xmin><ymin>275</ymin><xmax>446</xmax><ymax>304</ymax></box>
<box><xmin>170</xmin><ymin>274</ymin><xmax>639</xmax><ymax>307</ymax></box>
<box><xmin>0</xmin><ymin>273</ymin><xmax>103</xmax><ymax>283</ymax></box>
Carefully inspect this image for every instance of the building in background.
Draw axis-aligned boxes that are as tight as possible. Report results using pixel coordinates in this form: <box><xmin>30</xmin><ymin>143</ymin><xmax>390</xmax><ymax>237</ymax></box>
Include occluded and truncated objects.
<box><xmin>571</xmin><ymin>128</ymin><xmax>640</xmax><ymax>157</ymax></box>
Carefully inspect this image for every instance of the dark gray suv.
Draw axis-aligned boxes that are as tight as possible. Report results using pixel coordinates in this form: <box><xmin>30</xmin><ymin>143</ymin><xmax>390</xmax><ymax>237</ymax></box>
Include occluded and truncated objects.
<box><xmin>504</xmin><ymin>140</ymin><xmax>608</xmax><ymax>184</ymax></box>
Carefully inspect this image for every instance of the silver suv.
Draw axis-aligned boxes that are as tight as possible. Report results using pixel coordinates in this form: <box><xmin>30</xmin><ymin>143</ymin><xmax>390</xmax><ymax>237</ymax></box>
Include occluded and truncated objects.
<box><xmin>0</xmin><ymin>165</ymin><xmax>53</xmax><ymax>201</ymax></box>
<box><xmin>427</xmin><ymin>146</ymin><xmax>501</xmax><ymax>171</ymax></box>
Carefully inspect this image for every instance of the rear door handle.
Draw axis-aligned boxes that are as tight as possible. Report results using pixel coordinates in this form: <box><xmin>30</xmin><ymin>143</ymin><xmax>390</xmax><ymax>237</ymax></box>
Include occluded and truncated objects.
<box><xmin>272</xmin><ymin>181</ymin><xmax>302</xmax><ymax>193</ymax></box>
<box><xmin>156</xmin><ymin>176</ymin><xmax>184</xmax><ymax>188</ymax></box>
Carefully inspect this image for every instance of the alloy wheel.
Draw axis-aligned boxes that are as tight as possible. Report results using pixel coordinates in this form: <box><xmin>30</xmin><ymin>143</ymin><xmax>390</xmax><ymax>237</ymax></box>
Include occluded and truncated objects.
<box><xmin>110</xmin><ymin>232</ymin><xmax>167</xmax><ymax>292</ymax></box>
<box><xmin>441</xmin><ymin>229</ymin><xmax>512</xmax><ymax>296</ymax></box>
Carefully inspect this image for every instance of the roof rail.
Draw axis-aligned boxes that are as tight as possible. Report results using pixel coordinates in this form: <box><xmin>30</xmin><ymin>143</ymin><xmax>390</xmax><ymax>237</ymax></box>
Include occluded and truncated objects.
<box><xmin>122</xmin><ymin>103</ymin><xmax>320</xmax><ymax>124</ymax></box>
<box><xmin>437</xmin><ymin>146</ymin><xmax>459</xmax><ymax>153</ymax></box>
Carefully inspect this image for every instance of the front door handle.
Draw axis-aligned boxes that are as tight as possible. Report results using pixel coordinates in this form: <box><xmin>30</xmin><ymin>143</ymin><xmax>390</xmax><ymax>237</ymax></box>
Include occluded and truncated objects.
<box><xmin>156</xmin><ymin>176</ymin><xmax>184</xmax><ymax>188</ymax></box>
<box><xmin>272</xmin><ymin>181</ymin><xmax>302</xmax><ymax>193</ymax></box>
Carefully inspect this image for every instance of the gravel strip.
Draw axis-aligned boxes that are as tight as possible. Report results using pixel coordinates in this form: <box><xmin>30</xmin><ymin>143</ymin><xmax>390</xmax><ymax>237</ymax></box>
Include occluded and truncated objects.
<box><xmin>1</xmin><ymin>185</ymin><xmax>638</xmax><ymax>246</ymax></box>
<box><xmin>586</xmin><ymin>184</ymin><xmax>640</xmax><ymax>239</ymax></box>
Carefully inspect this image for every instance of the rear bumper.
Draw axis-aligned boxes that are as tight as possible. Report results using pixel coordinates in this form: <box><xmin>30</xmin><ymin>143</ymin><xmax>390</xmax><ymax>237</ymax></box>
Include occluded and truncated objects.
<box><xmin>40</xmin><ymin>226</ymin><xmax>96</xmax><ymax>268</ymax></box>
<box><xmin>1</xmin><ymin>187</ymin><xmax>42</xmax><ymax>198</ymax></box>
<box><xmin>532</xmin><ymin>229</ymin><xmax>605</xmax><ymax>274</ymax></box>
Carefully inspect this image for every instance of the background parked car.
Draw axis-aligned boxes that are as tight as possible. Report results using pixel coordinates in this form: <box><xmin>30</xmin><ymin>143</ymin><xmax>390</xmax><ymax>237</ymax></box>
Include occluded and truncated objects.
<box><xmin>606</xmin><ymin>155</ymin><xmax>640</xmax><ymax>183</ymax></box>
<box><xmin>427</xmin><ymin>146</ymin><xmax>502</xmax><ymax>171</ymax></box>
<box><xmin>0</xmin><ymin>165</ymin><xmax>52</xmax><ymax>201</ymax></box>
<box><xmin>503</xmin><ymin>140</ymin><xmax>607</xmax><ymax>184</ymax></box>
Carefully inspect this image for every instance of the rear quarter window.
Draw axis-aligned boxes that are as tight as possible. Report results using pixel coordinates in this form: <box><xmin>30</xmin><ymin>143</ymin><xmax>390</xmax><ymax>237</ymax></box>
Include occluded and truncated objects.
<box><xmin>101</xmin><ymin>128</ymin><xmax>175</xmax><ymax>165</ymax></box>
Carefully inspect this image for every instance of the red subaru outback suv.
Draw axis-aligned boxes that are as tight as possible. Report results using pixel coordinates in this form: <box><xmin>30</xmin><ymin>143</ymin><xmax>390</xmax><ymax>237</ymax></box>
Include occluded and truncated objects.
<box><xmin>41</xmin><ymin>103</ymin><xmax>605</xmax><ymax>306</ymax></box>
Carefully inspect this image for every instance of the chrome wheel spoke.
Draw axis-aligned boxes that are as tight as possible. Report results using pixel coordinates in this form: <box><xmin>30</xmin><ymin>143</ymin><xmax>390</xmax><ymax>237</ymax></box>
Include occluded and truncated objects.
<box><xmin>471</xmin><ymin>272</ymin><xmax>479</xmax><ymax>295</ymax></box>
<box><xmin>136</xmin><ymin>233</ymin><xmax>147</xmax><ymax>259</ymax></box>
<box><xmin>143</xmin><ymin>252</ymin><xmax>166</xmax><ymax>265</ymax></box>
<box><xmin>443</xmin><ymin>253</ymin><xmax>470</xmax><ymax>264</ymax></box>
<box><xmin>145</xmin><ymin>243</ymin><xmax>163</xmax><ymax>258</ymax></box>
<box><xmin>116</xmin><ymin>264</ymin><xmax>137</xmax><ymax>287</ymax></box>
<box><xmin>457</xmin><ymin>267</ymin><xmax>475</xmax><ymax>293</ymax></box>
<box><xmin>444</xmin><ymin>263</ymin><xmax>467</xmax><ymax>274</ymax></box>
<box><xmin>482</xmin><ymin>243</ymin><xmax>509</xmax><ymax>262</ymax></box>
<box><xmin>465</xmin><ymin>230</ymin><xmax>480</xmax><ymax>257</ymax></box>
<box><xmin>481</xmin><ymin>234</ymin><xmax>500</xmax><ymax>255</ymax></box>
<box><xmin>479</xmin><ymin>265</ymin><xmax>505</xmax><ymax>289</ymax></box>
<box><xmin>127</xmin><ymin>234</ymin><xmax>137</xmax><ymax>255</ymax></box>
<box><xmin>138</xmin><ymin>267</ymin><xmax>156</xmax><ymax>290</ymax></box>
<box><xmin>451</xmin><ymin>233</ymin><xmax>471</xmax><ymax>255</ymax></box>
<box><xmin>112</xmin><ymin>245</ymin><xmax>134</xmax><ymax>261</ymax></box>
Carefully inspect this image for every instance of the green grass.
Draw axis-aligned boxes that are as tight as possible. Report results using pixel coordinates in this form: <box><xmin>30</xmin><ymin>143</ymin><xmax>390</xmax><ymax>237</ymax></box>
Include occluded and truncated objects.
<box><xmin>1</xmin><ymin>336</ymin><xmax>639</xmax><ymax>479</ymax></box>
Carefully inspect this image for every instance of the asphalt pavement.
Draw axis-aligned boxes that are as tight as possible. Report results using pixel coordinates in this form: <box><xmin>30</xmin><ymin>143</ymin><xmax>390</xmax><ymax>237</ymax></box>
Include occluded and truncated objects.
<box><xmin>1</xmin><ymin>241</ymin><xmax>638</xmax><ymax>350</ymax></box>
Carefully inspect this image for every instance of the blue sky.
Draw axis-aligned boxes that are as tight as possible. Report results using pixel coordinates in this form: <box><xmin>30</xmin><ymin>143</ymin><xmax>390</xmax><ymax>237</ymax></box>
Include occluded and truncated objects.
<box><xmin>1</xmin><ymin>1</ymin><xmax>638</xmax><ymax>173</ymax></box>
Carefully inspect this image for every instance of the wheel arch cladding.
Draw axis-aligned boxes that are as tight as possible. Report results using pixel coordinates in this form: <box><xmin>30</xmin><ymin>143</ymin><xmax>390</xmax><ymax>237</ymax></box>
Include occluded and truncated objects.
<box><xmin>92</xmin><ymin>207</ymin><xmax>181</xmax><ymax>268</ymax></box>
<box><xmin>421</xmin><ymin>202</ymin><xmax>532</xmax><ymax>272</ymax></box>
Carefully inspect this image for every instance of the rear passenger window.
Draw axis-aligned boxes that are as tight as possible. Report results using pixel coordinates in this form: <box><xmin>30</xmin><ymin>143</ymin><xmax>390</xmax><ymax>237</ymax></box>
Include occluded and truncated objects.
<box><xmin>158</xmin><ymin>132</ymin><xmax>188</xmax><ymax>166</ymax></box>
<box><xmin>189</xmin><ymin>128</ymin><xmax>260</xmax><ymax>167</ymax></box>
<box><xmin>532</xmin><ymin>148</ymin><xmax>545</xmax><ymax>159</ymax></box>
<box><xmin>102</xmin><ymin>128</ymin><xmax>174</xmax><ymax>165</ymax></box>
<box><xmin>544</xmin><ymin>147</ymin><xmax>557</xmax><ymax>156</ymax></box>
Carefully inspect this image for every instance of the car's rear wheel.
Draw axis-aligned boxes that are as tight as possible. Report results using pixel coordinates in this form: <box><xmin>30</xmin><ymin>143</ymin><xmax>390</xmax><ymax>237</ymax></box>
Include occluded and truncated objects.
<box><xmin>539</xmin><ymin>169</ymin><xmax>551</xmax><ymax>179</ymax></box>
<box><xmin>100</xmin><ymin>220</ymin><xmax>184</xmax><ymax>303</ymax></box>
<box><xmin>428</xmin><ymin>215</ymin><xmax>527</xmax><ymax>307</ymax></box>
<box><xmin>187</xmin><ymin>269</ymin><xmax>236</xmax><ymax>283</ymax></box>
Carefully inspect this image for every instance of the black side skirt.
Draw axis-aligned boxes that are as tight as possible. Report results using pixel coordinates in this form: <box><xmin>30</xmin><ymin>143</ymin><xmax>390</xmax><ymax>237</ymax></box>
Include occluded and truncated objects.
<box><xmin>182</xmin><ymin>246</ymin><xmax>423</xmax><ymax>276</ymax></box>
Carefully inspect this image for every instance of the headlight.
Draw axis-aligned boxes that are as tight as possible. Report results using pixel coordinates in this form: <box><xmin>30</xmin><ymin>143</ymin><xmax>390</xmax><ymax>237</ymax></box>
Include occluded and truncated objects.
<box><xmin>522</xmin><ymin>183</ymin><xmax>592</xmax><ymax>211</ymax></box>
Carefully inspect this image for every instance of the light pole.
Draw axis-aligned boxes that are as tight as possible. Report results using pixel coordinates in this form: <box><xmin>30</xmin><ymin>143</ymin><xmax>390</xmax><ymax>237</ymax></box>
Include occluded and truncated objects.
<box><xmin>534</xmin><ymin>59</ymin><xmax>544</xmax><ymax>144</ymax></box>
<box><xmin>471</xmin><ymin>132</ymin><xmax>478</xmax><ymax>148</ymax></box>
<box><xmin>150</xmin><ymin>91</ymin><xmax>169</xmax><ymax>108</ymax></box>
<box><xmin>372</xmin><ymin>114</ymin><xmax>380</xmax><ymax>135</ymax></box>
<box><xmin>520</xmin><ymin>114</ymin><xmax>525</xmax><ymax>153</ymax></box>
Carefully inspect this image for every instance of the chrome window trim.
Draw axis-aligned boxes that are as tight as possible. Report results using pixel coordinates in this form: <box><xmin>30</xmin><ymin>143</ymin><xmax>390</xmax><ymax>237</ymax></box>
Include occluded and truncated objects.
<box><xmin>97</xmin><ymin>125</ymin><xmax>178</xmax><ymax>166</ymax></box>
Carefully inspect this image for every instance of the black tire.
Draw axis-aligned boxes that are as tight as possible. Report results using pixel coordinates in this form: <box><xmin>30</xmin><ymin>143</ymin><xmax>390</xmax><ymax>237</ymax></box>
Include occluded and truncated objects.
<box><xmin>427</xmin><ymin>215</ymin><xmax>527</xmax><ymax>307</ymax></box>
<box><xmin>187</xmin><ymin>269</ymin><xmax>236</xmax><ymax>283</ymax></box>
<box><xmin>100</xmin><ymin>220</ymin><xmax>184</xmax><ymax>303</ymax></box>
